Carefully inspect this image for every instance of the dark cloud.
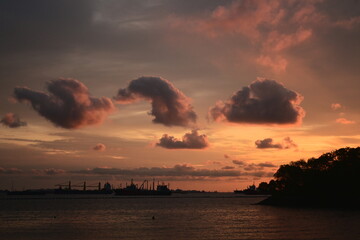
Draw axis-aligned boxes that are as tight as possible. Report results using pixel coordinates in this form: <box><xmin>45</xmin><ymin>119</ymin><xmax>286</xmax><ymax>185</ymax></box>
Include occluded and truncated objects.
<box><xmin>93</xmin><ymin>143</ymin><xmax>106</xmax><ymax>151</ymax></box>
<box><xmin>157</xmin><ymin>130</ymin><xmax>209</xmax><ymax>149</ymax></box>
<box><xmin>255</xmin><ymin>137</ymin><xmax>297</xmax><ymax>149</ymax></box>
<box><xmin>222</xmin><ymin>166</ymin><xmax>235</xmax><ymax>170</ymax></box>
<box><xmin>208</xmin><ymin>161</ymin><xmax>221</xmax><ymax>165</ymax></box>
<box><xmin>114</xmin><ymin>76</ymin><xmax>197</xmax><ymax>127</ymax></box>
<box><xmin>244</xmin><ymin>162</ymin><xmax>277</xmax><ymax>171</ymax></box>
<box><xmin>255</xmin><ymin>138</ymin><xmax>282</xmax><ymax>149</ymax></box>
<box><xmin>232</xmin><ymin>159</ymin><xmax>277</xmax><ymax>172</ymax></box>
<box><xmin>232</xmin><ymin>160</ymin><xmax>246</xmax><ymax>166</ymax></box>
<box><xmin>209</xmin><ymin>79</ymin><xmax>305</xmax><ymax>125</ymax></box>
<box><xmin>14</xmin><ymin>78</ymin><xmax>115</xmax><ymax>129</ymax></box>
<box><xmin>256</xmin><ymin>162</ymin><xmax>277</xmax><ymax>168</ymax></box>
<box><xmin>1</xmin><ymin>113</ymin><xmax>27</xmax><ymax>128</ymax></box>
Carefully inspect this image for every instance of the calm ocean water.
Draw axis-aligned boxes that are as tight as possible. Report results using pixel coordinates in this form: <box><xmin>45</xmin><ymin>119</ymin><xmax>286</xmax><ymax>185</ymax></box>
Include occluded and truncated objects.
<box><xmin>0</xmin><ymin>193</ymin><xmax>359</xmax><ymax>240</ymax></box>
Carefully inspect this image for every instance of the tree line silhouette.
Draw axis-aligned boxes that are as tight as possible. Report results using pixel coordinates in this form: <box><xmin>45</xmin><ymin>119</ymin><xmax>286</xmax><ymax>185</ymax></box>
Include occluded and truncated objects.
<box><xmin>257</xmin><ymin>147</ymin><xmax>360</xmax><ymax>207</ymax></box>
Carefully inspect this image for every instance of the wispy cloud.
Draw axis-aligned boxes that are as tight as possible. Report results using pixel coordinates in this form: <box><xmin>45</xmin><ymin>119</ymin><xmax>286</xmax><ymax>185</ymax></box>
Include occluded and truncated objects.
<box><xmin>331</xmin><ymin>103</ymin><xmax>342</xmax><ymax>110</ymax></box>
<box><xmin>336</xmin><ymin>118</ymin><xmax>355</xmax><ymax>125</ymax></box>
<box><xmin>171</xmin><ymin>0</ymin><xmax>359</xmax><ymax>72</ymax></box>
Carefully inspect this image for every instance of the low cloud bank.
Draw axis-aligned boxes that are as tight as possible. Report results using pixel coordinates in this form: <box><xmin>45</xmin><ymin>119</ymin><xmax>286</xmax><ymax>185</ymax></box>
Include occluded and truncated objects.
<box><xmin>72</xmin><ymin>164</ymin><xmax>272</xmax><ymax>178</ymax></box>
<box><xmin>0</xmin><ymin>165</ymin><xmax>273</xmax><ymax>180</ymax></box>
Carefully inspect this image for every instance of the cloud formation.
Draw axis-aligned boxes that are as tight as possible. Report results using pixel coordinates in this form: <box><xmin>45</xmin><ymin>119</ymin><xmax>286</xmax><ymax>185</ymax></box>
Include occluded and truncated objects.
<box><xmin>157</xmin><ymin>130</ymin><xmax>209</xmax><ymax>149</ymax></box>
<box><xmin>1</xmin><ymin>113</ymin><xmax>27</xmax><ymax>128</ymax></box>
<box><xmin>222</xmin><ymin>166</ymin><xmax>235</xmax><ymax>170</ymax></box>
<box><xmin>93</xmin><ymin>143</ymin><xmax>106</xmax><ymax>151</ymax></box>
<box><xmin>114</xmin><ymin>76</ymin><xmax>196</xmax><ymax>127</ymax></box>
<box><xmin>232</xmin><ymin>160</ymin><xmax>246</xmax><ymax>166</ymax></box>
<box><xmin>172</xmin><ymin>1</ymin><xmax>360</xmax><ymax>72</ymax></box>
<box><xmin>0</xmin><ymin>167</ymin><xmax>65</xmax><ymax>176</ymax></box>
<box><xmin>0</xmin><ymin>164</ymin><xmax>273</xmax><ymax>180</ymax></box>
<box><xmin>72</xmin><ymin>164</ymin><xmax>272</xmax><ymax>178</ymax></box>
<box><xmin>336</xmin><ymin>118</ymin><xmax>355</xmax><ymax>125</ymax></box>
<box><xmin>209</xmin><ymin>78</ymin><xmax>305</xmax><ymax>125</ymax></box>
<box><xmin>331</xmin><ymin>103</ymin><xmax>342</xmax><ymax>110</ymax></box>
<box><xmin>0</xmin><ymin>167</ymin><xmax>23</xmax><ymax>174</ymax></box>
<box><xmin>232</xmin><ymin>160</ymin><xmax>277</xmax><ymax>171</ymax></box>
<box><xmin>255</xmin><ymin>137</ymin><xmax>297</xmax><ymax>149</ymax></box>
<box><xmin>32</xmin><ymin>168</ymin><xmax>66</xmax><ymax>176</ymax></box>
<box><xmin>244</xmin><ymin>162</ymin><xmax>277</xmax><ymax>171</ymax></box>
<box><xmin>171</xmin><ymin>1</ymin><xmax>322</xmax><ymax>71</ymax></box>
<box><xmin>255</xmin><ymin>138</ymin><xmax>282</xmax><ymax>149</ymax></box>
<box><xmin>13</xmin><ymin>78</ymin><xmax>115</xmax><ymax>129</ymax></box>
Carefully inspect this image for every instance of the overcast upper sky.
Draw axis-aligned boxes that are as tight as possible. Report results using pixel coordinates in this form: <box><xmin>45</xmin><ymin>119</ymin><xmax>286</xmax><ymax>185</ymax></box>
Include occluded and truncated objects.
<box><xmin>1</xmin><ymin>0</ymin><xmax>360</xmax><ymax>191</ymax></box>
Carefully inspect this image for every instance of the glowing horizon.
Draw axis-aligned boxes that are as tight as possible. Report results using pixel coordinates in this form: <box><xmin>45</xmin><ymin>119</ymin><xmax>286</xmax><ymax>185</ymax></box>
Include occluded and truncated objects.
<box><xmin>1</xmin><ymin>0</ymin><xmax>360</xmax><ymax>192</ymax></box>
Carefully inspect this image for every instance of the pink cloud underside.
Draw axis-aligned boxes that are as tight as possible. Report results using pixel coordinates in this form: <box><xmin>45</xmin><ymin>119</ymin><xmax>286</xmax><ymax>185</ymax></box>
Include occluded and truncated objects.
<box><xmin>1</xmin><ymin>112</ymin><xmax>27</xmax><ymax>128</ymax></box>
<box><xmin>170</xmin><ymin>0</ymin><xmax>359</xmax><ymax>72</ymax></box>
<box><xmin>331</xmin><ymin>103</ymin><xmax>342</xmax><ymax>110</ymax></box>
<box><xmin>336</xmin><ymin>118</ymin><xmax>355</xmax><ymax>125</ymax></box>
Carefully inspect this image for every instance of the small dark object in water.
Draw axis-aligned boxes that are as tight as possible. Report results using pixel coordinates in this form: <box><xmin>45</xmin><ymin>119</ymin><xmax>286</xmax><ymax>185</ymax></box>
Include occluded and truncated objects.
<box><xmin>152</xmin><ymin>216</ymin><xmax>155</xmax><ymax>220</ymax></box>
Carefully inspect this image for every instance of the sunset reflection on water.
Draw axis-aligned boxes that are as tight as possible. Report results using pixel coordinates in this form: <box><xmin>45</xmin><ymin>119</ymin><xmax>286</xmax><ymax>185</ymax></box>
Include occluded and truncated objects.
<box><xmin>1</xmin><ymin>194</ymin><xmax>359</xmax><ymax>240</ymax></box>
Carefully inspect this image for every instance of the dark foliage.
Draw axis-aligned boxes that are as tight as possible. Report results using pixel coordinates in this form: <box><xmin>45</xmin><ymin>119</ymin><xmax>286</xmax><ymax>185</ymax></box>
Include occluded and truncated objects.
<box><xmin>259</xmin><ymin>147</ymin><xmax>360</xmax><ymax>197</ymax></box>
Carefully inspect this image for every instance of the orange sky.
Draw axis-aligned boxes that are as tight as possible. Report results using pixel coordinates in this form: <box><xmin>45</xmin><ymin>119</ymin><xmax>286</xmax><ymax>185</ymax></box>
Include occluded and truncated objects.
<box><xmin>1</xmin><ymin>0</ymin><xmax>360</xmax><ymax>191</ymax></box>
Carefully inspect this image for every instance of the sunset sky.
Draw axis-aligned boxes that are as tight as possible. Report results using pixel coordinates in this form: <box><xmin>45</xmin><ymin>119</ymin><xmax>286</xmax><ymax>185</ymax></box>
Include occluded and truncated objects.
<box><xmin>1</xmin><ymin>0</ymin><xmax>360</xmax><ymax>191</ymax></box>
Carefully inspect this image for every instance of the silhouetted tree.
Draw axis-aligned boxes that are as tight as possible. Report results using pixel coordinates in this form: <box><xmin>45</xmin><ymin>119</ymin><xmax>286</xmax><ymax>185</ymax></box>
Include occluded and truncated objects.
<box><xmin>265</xmin><ymin>147</ymin><xmax>360</xmax><ymax>197</ymax></box>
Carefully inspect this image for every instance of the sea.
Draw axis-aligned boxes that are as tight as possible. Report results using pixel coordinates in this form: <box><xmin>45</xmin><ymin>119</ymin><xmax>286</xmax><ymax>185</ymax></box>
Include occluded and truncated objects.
<box><xmin>0</xmin><ymin>193</ymin><xmax>359</xmax><ymax>240</ymax></box>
